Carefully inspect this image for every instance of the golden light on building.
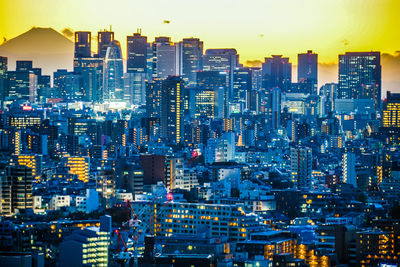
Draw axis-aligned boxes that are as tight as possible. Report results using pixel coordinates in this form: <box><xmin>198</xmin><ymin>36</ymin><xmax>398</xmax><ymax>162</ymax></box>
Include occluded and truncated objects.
<box><xmin>65</xmin><ymin>156</ymin><xmax>90</xmax><ymax>182</ymax></box>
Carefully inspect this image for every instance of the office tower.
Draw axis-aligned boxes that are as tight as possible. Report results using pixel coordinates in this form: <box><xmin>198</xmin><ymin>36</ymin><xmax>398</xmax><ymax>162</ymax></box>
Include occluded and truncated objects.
<box><xmin>180</xmin><ymin>38</ymin><xmax>203</xmax><ymax>87</ymax></box>
<box><xmin>74</xmin><ymin>31</ymin><xmax>91</xmax><ymax>58</ymax></box>
<box><xmin>126</xmin><ymin>32</ymin><xmax>148</xmax><ymax>105</ymax></box>
<box><xmin>127</xmin><ymin>31</ymin><xmax>147</xmax><ymax>73</ymax></box>
<box><xmin>73</xmin><ymin>57</ymin><xmax>103</xmax><ymax>102</ymax></box>
<box><xmin>124</xmin><ymin>71</ymin><xmax>146</xmax><ymax>105</ymax></box>
<box><xmin>192</xmin><ymin>86</ymin><xmax>224</xmax><ymax>119</ymax></box>
<box><xmin>103</xmin><ymin>40</ymin><xmax>124</xmax><ymax>101</ymax></box>
<box><xmin>319</xmin><ymin>83</ymin><xmax>337</xmax><ymax>113</ymax></box>
<box><xmin>233</xmin><ymin>68</ymin><xmax>252</xmax><ymax>103</ymax></box>
<box><xmin>382</xmin><ymin>91</ymin><xmax>400</xmax><ymax>128</ymax></box>
<box><xmin>7</xmin><ymin>69</ymin><xmax>37</xmax><ymax>102</ymax></box>
<box><xmin>0</xmin><ymin>56</ymin><xmax>7</xmax><ymax>101</ymax></box>
<box><xmin>16</xmin><ymin>60</ymin><xmax>33</xmax><ymax>71</ymax></box>
<box><xmin>298</xmin><ymin>50</ymin><xmax>318</xmax><ymax>94</ymax></box>
<box><xmin>160</xmin><ymin>76</ymin><xmax>184</xmax><ymax>144</ymax></box>
<box><xmin>342</xmin><ymin>152</ymin><xmax>357</xmax><ymax>187</ymax></box>
<box><xmin>262</xmin><ymin>55</ymin><xmax>292</xmax><ymax>92</ymax></box>
<box><xmin>53</xmin><ymin>69</ymin><xmax>80</xmax><ymax>100</ymax></box>
<box><xmin>338</xmin><ymin>52</ymin><xmax>381</xmax><ymax>109</ymax></box>
<box><xmin>290</xmin><ymin>147</ymin><xmax>312</xmax><ymax>189</ymax></box>
<box><xmin>146</xmin><ymin>79</ymin><xmax>163</xmax><ymax>118</ymax></box>
<box><xmin>0</xmin><ymin>165</ymin><xmax>33</xmax><ymax>215</ymax></box>
<box><xmin>152</xmin><ymin>37</ymin><xmax>178</xmax><ymax>78</ymax></box>
<box><xmin>65</xmin><ymin>156</ymin><xmax>90</xmax><ymax>182</ymax></box>
<box><xmin>59</xmin><ymin>227</ymin><xmax>110</xmax><ymax>267</ymax></box>
<box><xmin>97</xmin><ymin>30</ymin><xmax>114</xmax><ymax>58</ymax></box>
<box><xmin>203</xmin><ymin>49</ymin><xmax>238</xmax><ymax>101</ymax></box>
<box><xmin>197</xmin><ymin>71</ymin><xmax>228</xmax><ymax>117</ymax></box>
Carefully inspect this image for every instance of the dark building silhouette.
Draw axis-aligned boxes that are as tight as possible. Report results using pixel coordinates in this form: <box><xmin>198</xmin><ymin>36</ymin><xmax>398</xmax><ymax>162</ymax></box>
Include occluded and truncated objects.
<box><xmin>297</xmin><ymin>50</ymin><xmax>318</xmax><ymax>94</ymax></box>
<box><xmin>74</xmin><ymin>31</ymin><xmax>91</xmax><ymax>58</ymax></box>
<box><xmin>262</xmin><ymin>55</ymin><xmax>292</xmax><ymax>92</ymax></box>
<box><xmin>97</xmin><ymin>30</ymin><xmax>114</xmax><ymax>58</ymax></box>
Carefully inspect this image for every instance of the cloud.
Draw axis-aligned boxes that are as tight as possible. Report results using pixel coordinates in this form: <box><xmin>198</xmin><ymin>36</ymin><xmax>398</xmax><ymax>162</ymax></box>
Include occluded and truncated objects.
<box><xmin>245</xmin><ymin>60</ymin><xmax>263</xmax><ymax>68</ymax></box>
<box><xmin>61</xmin><ymin>28</ymin><xmax>74</xmax><ymax>40</ymax></box>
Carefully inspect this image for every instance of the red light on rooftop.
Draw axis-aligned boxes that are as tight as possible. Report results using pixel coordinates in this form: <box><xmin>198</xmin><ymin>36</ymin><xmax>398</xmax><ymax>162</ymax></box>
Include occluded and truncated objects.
<box><xmin>167</xmin><ymin>193</ymin><xmax>173</xmax><ymax>201</ymax></box>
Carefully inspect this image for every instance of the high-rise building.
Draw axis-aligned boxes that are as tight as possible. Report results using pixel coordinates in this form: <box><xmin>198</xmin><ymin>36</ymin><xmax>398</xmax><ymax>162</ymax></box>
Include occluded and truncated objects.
<box><xmin>127</xmin><ymin>31</ymin><xmax>148</xmax><ymax>74</ymax></box>
<box><xmin>160</xmin><ymin>76</ymin><xmax>184</xmax><ymax>144</ymax></box>
<box><xmin>53</xmin><ymin>69</ymin><xmax>80</xmax><ymax>100</ymax></box>
<box><xmin>0</xmin><ymin>56</ymin><xmax>7</xmax><ymax>101</ymax></box>
<box><xmin>262</xmin><ymin>55</ymin><xmax>292</xmax><ymax>92</ymax></box>
<box><xmin>59</xmin><ymin>227</ymin><xmax>109</xmax><ymax>267</ymax></box>
<box><xmin>197</xmin><ymin>71</ymin><xmax>228</xmax><ymax>117</ymax></box>
<box><xmin>298</xmin><ymin>50</ymin><xmax>318</xmax><ymax>94</ymax></box>
<box><xmin>382</xmin><ymin>91</ymin><xmax>400</xmax><ymax>128</ymax></box>
<box><xmin>7</xmin><ymin>69</ymin><xmax>37</xmax><ymax>102</ymax></box>
<box><xmin>180</xmin><ymin>38</ymin><xmax>203</xmax><ymax>87</ymax></box>
<box><xmin>319</xmin><ymin>83</ymin><xmax>337</xmax><ymax>113</ymax></box>
<box><xmin>97</xmin><ymin>30</ymin><xmax>114</xmax><ymax>58</ymax></box>
<box><xmin>233</xmin><ymin>68</ymin><xmax>252</xmax><ymax>103</ymax></box>
<box><xmin>64</xmin><ymin>156</ymin><xmax>90</xmax><ymax>182</ymax></box>
<box><xmin>203</xmin><ymin>49</ymin><xmax>238</xmax><ymax>101</ymax></box>
<box><xmin>192</xmin><ymin>86</ymin><xmax>224</xmax><ymax>119</ymax></box>
<box><xmin>290</xmin><ymin>147</ymin><xmax>312</xmax><ymax>189</ymax></box>
<box><xmin>74</xmin><ymin>31</ymin><xmax>91</xmax><ymax>58</ymax></box>
<box><xmin>146</xmin><ymin>78</ymin><xmax>163</xmax><ymax>118</ymax></box>
<box><xmin>342</xmin><ymin>152</ymin><xmax>357</xmax><ymax>187</ymax></box>
<box><xmin>152</xmin><ymin>37</ymin><xmax>178</xmax><ymax>78</ymax></box>
<box><xmin>103</xmin><ymin>40</ymin><xmax>124</xmax><ymax>101</ymax></box>
<box><xmin>73</xmin><ymin>58</ymin><xmax>103</xmax><ymax>102</ymax></box>
<box><xmin>338</xmin><ymin>52</ymin><xmax>381</xmax><ymax>109</ymax></box>
<box><xmin>0</xmin><ymin>165</ymin><xmax>33</xmax><ymax>215</ymax></box>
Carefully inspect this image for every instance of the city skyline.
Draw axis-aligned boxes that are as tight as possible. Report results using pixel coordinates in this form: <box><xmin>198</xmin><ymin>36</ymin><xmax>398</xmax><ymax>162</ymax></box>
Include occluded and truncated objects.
<box><xmin>1</xmin><ymin>0</ymin><xmax>400</xmax><ymax>65</ymax></box>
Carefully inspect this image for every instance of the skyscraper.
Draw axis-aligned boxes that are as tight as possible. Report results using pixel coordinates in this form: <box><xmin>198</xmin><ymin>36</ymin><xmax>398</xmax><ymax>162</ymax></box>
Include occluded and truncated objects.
<box><xmin>298</xmin><ymin>50</ymin><xmax>318</xmax><ymax>94</ymax></box>
<box><xmin>203</xmin><ymin>49</ymin><xmax>238</xmax><ymax>101</ymax></box>
<box><xmin>146</xmin><ymin>79</ymin><xmax>163</xmax><ymax>118</ymax></box>
<box><xmin>152</xmin><ymin>37</ymin><xmax>178</xmax><ymax>78</ymax></box>
<box><xmin>382</xmin><ymin>91</ymin><xmax>400</xmax><ymax>128</ymax></box>
<box><xmin>290</xmin><ymin>147</ymin><xmax>312</xmax><ymax>189</ymax></box>
<box><xmin>74</xmin><ymin>31</ymin><xmax>91</xmax><ymax>58</ymax></box>
<box><xmin>0</xmin><ymin>56</ymin><xmax>8</xmax><ymax>101</ymax></box>
<box><xmin>160</xmin><ymin>76</ymin><xmax>184</xmax><ymax>144</ymax></box>
<box><xmin>342</xmin><ymin>152</ymin><xmax>357</xmax><ymax>187</ymax></box>
<box><xmin>103</xmin><ymin>40</ymin><xmax>124</xmax><ymax>101</ymax></box>
<box><xmin>233</xmin><ymin>68</ymin><xmax>252</xmax><ymax>103</ymax></box>
<box><xmin>180</xmin><ymin>38</ymin><xmax>203</xmax><ymax>87</ymax></box>
<box><xmin>127</xmin><ymin>31</ymin><xmax>148</xmax><ymax>74</ymax></box>
<box><xmin>197</xmin><ymin>71</ymin><xmax>228</xmax><ymax>117</ymax></box>
<box><xmin>338</xmin><ymin>52</ymin><xmax>381</xmax><ymax>109</ymax></box>
<box><xmin>97</xmin><ymin>30</ymin><xmax>114</xmax><ymax>58</ymax></box>
<box><xmin>127</xmin><ymin>31</ymin><xmax>148</xmax><ymax>105</ymax></box>
<box><xmin>262</xmin><ymin>55</ymin><xmax>292</xmax><ymax>92</ymax></box>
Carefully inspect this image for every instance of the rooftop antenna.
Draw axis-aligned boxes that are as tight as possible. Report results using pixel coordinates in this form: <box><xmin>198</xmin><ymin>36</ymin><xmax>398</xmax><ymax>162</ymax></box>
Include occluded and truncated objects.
<box><xmin>110</xmin><ymin>25</ymin><xmax>112</xmax><ymax>32</ymax></box>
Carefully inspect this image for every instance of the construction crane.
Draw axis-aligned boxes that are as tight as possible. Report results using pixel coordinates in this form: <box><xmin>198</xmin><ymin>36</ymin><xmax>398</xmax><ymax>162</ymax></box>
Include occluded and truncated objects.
<box><xmin>113</xmin><ymin>229</ymin><xmax>132</xmax><ymax>262</ymax></box>
<box><xmin>112</xmin><ymin>186</ymin><xmax>173</xmax><ymax>262</ymax></box>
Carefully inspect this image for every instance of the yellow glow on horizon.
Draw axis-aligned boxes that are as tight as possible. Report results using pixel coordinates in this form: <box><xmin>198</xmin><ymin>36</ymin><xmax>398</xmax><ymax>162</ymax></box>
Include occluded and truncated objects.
<box><xmin>1</xmin><ymin>0</ymin><xmax>399</xmax><ymax>65</ymax></box>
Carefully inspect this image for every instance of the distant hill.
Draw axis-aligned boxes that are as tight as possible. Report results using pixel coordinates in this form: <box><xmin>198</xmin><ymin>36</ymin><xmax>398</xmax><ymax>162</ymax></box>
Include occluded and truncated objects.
<box><xmin>0</xmin><ymin>27</ymin><xmax>73</xmax><ymax>75</ymax></box>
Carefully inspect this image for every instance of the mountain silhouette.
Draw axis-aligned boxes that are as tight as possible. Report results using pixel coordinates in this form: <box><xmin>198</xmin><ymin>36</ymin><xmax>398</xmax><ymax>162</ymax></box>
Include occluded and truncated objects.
<box><xmin>0</xmin><ymin>27</ymin><xmax>73</xmax><ymax>76</ymax></box>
